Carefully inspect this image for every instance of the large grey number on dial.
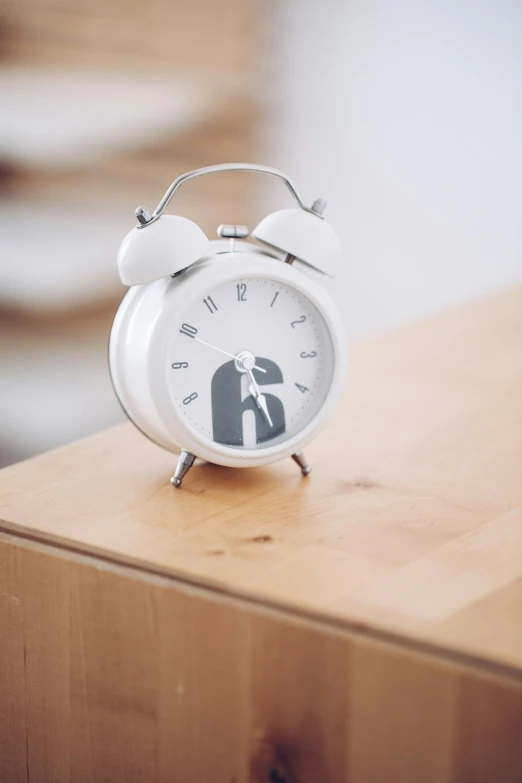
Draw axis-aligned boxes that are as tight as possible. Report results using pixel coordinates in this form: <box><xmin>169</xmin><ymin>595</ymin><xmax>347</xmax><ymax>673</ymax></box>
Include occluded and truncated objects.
<box><xmin>211</xmin><ymin>358</ymin><xmax>285</xmax><ymax>446</ymax></box>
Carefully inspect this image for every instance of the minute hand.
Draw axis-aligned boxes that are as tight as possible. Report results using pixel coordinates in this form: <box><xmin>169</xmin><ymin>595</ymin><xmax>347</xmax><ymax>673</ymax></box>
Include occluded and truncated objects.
<box><xmin>246</xmin><ymin>368</ymin><xmax>273</xmax><ymax>427</ymax></box>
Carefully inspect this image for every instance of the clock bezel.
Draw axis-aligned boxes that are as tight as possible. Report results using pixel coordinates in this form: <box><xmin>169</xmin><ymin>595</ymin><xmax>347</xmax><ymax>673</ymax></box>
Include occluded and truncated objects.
<box><xmin>152</xmin><ymin>254</ymin><xmax>347</xmax><ymax>467</ymax></box>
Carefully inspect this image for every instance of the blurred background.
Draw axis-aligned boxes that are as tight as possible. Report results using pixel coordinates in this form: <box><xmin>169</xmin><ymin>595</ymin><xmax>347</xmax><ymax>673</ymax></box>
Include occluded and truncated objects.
<box><xmin>1</xmin><ymin>0</ymin><xmax>521</xmax><ymax>468</ymax></box>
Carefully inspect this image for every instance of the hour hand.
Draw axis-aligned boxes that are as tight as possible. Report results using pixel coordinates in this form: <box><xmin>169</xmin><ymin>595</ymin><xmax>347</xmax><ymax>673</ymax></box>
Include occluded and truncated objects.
<box><xmin>247</xmin><ymin>371</ymin><xmax>273</xmax><ymax>427</ymax></box>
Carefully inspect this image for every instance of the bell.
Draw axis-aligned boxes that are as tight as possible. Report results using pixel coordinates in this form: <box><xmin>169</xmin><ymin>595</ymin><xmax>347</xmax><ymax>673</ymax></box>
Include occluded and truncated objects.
<box><xmin>253</xmin><ymin>208</ymin><xmax>341</xmax><ymax>277</ymax></box>
<box><xmin>117</xmin><ymin>215</ymin><xmax>210</xmax><ymax>286</ymax></box>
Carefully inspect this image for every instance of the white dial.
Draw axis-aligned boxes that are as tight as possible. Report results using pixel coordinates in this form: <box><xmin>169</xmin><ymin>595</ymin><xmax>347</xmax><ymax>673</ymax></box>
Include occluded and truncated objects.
<box><xmin>167</xmin><ymin>276</ymin><xmax>335</xmax><ymax>451</ymax></box>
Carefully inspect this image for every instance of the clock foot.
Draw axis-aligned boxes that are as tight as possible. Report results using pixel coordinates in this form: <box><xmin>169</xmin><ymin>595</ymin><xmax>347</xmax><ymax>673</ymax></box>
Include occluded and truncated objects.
<box><xmin>170</xmin><ymin>449</ymin><xmax>196</xmax><ymax>488</ymax></box>
<box><xmin>291</xmin><ymin>451</ymin><xmax>311</xmax><ymax>477</ymax></box>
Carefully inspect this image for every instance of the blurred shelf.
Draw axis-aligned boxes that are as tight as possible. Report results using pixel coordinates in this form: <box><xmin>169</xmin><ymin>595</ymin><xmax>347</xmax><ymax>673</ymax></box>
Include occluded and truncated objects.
<box><xmin>1</xmin><ymin>0</ymin><xmax>254</xmax><ymax>72</ymax></box>
<box><xmin>0</xmin><ymin>65</ymin><xmax>247</xmax><ymax>169</ymax></box>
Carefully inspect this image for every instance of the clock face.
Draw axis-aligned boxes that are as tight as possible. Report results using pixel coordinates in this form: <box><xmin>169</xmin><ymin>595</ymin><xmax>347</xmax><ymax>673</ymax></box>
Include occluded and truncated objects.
<box><xmin>166</xmin><ymin>276</ymin><xmax>335</xmax><ymax>451</ymax></box>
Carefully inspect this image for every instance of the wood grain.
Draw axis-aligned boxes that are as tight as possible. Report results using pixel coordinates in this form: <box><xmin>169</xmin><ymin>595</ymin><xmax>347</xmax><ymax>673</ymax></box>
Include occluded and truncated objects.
<box><xmin>1</xmin><ymin>532</ymin><xmax>522</xmax><ymax>783</ymax></box>
<box><xmin>1</xmin><ymin>286</ymin><xmax>522</xmax><ymax>780</ymax></box>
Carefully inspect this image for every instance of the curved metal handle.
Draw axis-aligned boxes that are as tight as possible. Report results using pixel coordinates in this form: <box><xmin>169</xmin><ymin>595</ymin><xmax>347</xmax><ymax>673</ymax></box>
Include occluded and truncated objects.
<box><xmin>136</xmin><ymin>163</ymin><xmax>312</xmax><ymax>227</ymax></box>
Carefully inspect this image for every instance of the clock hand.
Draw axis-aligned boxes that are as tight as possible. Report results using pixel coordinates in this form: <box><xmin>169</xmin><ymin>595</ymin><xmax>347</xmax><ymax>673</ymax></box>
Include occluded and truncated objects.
<box><xmin>252</xmin><ymin>388</ymin><xmax>274</xmax><ymax>428</ymax></box>
<box><xmin>246</xmin><ymin>368</ymin><xmax>274</xmax><ymax>427</ymax></box>
<box><xmin>193</xmin><ymin>337</ymin><xmax>267</xmax><ymax>373</ymax></box>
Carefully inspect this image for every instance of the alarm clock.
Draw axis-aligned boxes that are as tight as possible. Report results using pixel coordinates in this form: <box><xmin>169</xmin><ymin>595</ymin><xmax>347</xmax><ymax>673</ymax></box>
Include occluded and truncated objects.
<box><xmin>109</xmin><ymin>163</ymin><xmax>347</xmax><ymax>487</ymax></box>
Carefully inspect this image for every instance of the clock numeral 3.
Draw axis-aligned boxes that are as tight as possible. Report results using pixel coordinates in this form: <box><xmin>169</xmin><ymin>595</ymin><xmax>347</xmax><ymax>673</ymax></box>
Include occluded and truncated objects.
<box><xmin>236</xmin><ymin>283</ymin><xmax>247</xmax><ymax>301</ymax></box>
<box><xmin>203</xmin><ymin>296</ymin><xmax>218</xmax><ymax>314</ymax></box>
<box><xmin>300</xmin><ymin>351</ymin><xmax>316</xmax><ymax>359</ymax></box>
<box><xmin>295</xmin><ymin>383</ymin><xmax>309</xmax><ymax>394</ymax></box>
<box><xmin>183</xmin><ymin>392</ymin><xmax>198</xmax><ymax>405</ymax></box>
<box><xmin>172</xmin><ymin>362</ymin><xmax>189</xmax><ymax>369</ymax></box>
<box><xmin>180</xmin><ymin>323</ymin><xmax>198</xmax><ymax>338</ymax></box>
<box><xmin>291</xmin><ymin>315</ymin><xmax>306</xmax><ymax>329</ymax></box>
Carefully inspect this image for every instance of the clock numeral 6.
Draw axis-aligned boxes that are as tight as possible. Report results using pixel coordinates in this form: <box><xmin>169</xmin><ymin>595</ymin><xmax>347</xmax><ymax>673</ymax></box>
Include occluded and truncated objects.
<box><xmin>172</xmin><ymin>362</ymin><xmax>188</xmax><ymax>370</ymax></box>
<box><xmin>291</xmin><ymin>315</ymin><xmax>306</xmax><ymax>329</ymax></box>
<box><xmin>183</xmin><ymin>392</ymin><xmax>198</xmax><ymax>405</ymax></box>
<box><xmin>180</xmin><ymin>323</ymin><xmax>198</xmax><ymax>338</ymax></box>
<box><xmin>300</xmin><ymin>351</ymin><xmax>316</xmax><ymax>359</ymax></box>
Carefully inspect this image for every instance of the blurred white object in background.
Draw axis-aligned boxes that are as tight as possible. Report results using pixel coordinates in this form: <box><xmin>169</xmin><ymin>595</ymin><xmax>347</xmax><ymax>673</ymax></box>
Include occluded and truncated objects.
<box><xmin>0</xmin><ymin>66</ymin><xmax>229</xmax><ymax>167</ymax></box>
<box><xmin>0</xmin><ymin>202</ymin><xmax>127</xmax><ymax>313</ymax></box>
<box><xmin>265</xmin><ymin>0</ymin><xmax>522</xmax><ymax>335</ymax></box>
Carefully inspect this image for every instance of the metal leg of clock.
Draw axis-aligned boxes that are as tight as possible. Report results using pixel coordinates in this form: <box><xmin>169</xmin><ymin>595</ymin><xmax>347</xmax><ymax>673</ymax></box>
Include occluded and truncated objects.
<box><xmin>291</xmin><ymin>451</ymin><xmax>311</xmax><ymax>477</ymax></box>
<box><xmin>170</xmin><ymin>449</ymin><xmax>196</xmax><ymax>488</ymax></box>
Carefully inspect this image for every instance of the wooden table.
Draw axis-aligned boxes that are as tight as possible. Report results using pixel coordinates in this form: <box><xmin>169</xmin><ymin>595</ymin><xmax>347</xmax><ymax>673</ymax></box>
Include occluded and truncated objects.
<box><xmin>1</xmin><ymin>287</ymin><xmax>521</xmax><ymax>783</ymax></box>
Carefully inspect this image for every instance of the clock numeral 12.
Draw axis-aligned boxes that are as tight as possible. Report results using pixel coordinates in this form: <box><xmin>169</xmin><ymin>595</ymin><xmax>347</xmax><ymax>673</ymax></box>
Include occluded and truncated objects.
<box><xmin>203</xmin><ymin>296</ymin><xmax>218</xmax><ymax>314</ymax></box>
<box><xmin>180</xmin><ymin>323</ymin><xmax>198</xmax><ymax>338</ymax></box>
<box><xmin>236</xmin><ymin>283</ymin><xmax>247</xmax><ymax>301</ymax></box>
<box><xmin>295</xmin><ymin>383</ymin><xmax>309</xmax><ymax>394</ymax></box>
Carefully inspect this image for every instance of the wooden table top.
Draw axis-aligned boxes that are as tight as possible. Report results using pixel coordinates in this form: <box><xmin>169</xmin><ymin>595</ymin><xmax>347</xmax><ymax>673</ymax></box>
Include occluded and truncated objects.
<box><xmin>1</xmin><ymin>286</ymin><xmax>521</xmax><ymax>679</ymax></box>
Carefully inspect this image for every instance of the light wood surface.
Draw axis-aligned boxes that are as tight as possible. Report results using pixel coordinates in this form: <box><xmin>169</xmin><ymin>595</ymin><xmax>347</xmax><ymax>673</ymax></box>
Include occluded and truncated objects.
<box><xmin>1</xmin><ymin>286</ymin><xmax>522</xmax><ymax>781</ymax></box>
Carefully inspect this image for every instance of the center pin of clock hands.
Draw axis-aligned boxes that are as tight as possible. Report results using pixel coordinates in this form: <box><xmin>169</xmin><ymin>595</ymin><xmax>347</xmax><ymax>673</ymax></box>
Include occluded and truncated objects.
<box><xmin>193</xmin><ymin>337</ymin><xmax>267</xmax><ymax>373</ymax></box>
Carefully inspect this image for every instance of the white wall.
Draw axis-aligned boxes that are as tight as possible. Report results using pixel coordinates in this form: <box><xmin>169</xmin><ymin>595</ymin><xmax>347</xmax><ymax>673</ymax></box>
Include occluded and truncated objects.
<box><xmin>263</xmin><ymin>0</ymin><xmax>522</xmax><ymax>336</ymax></box>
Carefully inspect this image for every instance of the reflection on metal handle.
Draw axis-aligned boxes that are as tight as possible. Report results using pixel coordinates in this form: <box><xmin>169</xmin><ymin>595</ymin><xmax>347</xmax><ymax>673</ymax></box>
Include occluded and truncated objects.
<box><xmin>137</xmin><ymin>163</ymin><xmax>311</xmax><ymax>227</ymax></box>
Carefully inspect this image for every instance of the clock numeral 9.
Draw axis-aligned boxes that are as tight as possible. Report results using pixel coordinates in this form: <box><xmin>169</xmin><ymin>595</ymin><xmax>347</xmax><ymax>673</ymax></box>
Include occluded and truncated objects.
<box><xmin>180</xmin><ymin>323</ymin><xmax>198</xmax><ymax>338</ymax></box>
<box><xmin>300</xmin><ymin>351</ymin><xmax>316</xmax><ymax>359</ymax></box>
<box><xmin>183</xmin><ymin>392</ymin><xmax>198</xmax><ymax>405</ymax></box>
<box><xmin>172</xmin><ymin>362</ymin><xmax>188</xmax><ymax>370</ymax></box>
<box><xmin>291</xmin><ymin>315</ymin><xmax>306</xmax><ymax>329</ymax></box>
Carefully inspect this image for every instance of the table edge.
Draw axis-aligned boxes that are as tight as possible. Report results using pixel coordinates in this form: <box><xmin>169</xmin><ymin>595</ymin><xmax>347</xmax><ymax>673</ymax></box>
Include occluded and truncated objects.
<box><xmin>2</xmin><ymin>517</ymin><xmax>522</xmax><ymax>689</ymax></box>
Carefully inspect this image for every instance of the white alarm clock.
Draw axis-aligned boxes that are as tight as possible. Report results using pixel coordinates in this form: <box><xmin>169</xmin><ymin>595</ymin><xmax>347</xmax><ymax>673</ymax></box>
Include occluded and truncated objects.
<box><xmin>109</xmin><ymin>163</ymin><xmax>347</xmax><ymax>487</ymax></box>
